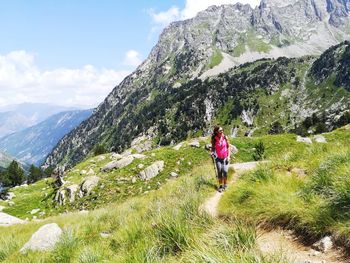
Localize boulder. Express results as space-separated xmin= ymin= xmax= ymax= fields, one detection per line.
xmin=230 ymin=145 xmax=239 ymax=154
xmin=110 ymin=152 xmax=122 ymax=160
xmin=312 ymin=236 xmax=333 ymax=252
xmin=101 ymin=156 xmax=134 ymax=172
xmin=205 ymin=144 xmax=211 ymax=151
xmin=66 ymin=184 xmax=79 ymax=203
xmin=173 ymin=143 xmax=183 ymax=151
xmin=132 ymin=140 xmax=153 ymax=153
xmin=30 ymin=209 xmax=40 ymax=215
xmin=170 ymin=172 xmax=178 ymax=177
xmin=5 ymin=192 xmax=15 ymax=200
xmin=138 ymin=161 xmax=165 ymax=181
xmin=131 ymin=154 xmax=147 ymax=159
xmin=54 ymin=189 xmax=66 ymax=206
xmin=297 ymin=136 xmax=312 ymax=144
xmin=96 ymin=155 xmax=106 ymax=161
xmin=79 ymin=176 xmax=100 ymax=197
xmin=314 ymin=135 xmax=327 ymax=143
xmin=0 ymin=212 xmax=25 ymax=226
xmin=20 ymin=223 xmax=63 ymax=252
xmin=189 ymin=141 xmax=200 ymax=148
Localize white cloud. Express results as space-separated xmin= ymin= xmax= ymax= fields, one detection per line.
xmin=149 ymin=0 xmax=261 ymax=26
xmin=123 ymin=50 xmax=143 ymax=67
xmin=148 ymin=6 xmax=180 ymax=27
xmin=0 ymin=50 xmax=130 ymax=108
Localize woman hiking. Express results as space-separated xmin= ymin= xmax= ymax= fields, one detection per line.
xmin=211 ymin=126 xmax=231 ymax=192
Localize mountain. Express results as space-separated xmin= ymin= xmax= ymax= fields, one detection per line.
xmin=0 ymin=103 xmax=81 ymax=138
xmin=44 ymin=0 xmax=350 ymax=169
xmin=0 ymin=109 xmax=93 ymax=166
xmin=0 ymin=151 xmax=15 ymax=169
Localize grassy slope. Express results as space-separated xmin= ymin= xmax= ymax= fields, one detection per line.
xmin=219 ymin=125 xmax=350 ymax=248
xmin=0 ymin=162 xmax=286 ymax=262
xmin=1 ymin=127 xmax=349 ymax=261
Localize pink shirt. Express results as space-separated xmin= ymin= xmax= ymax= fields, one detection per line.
xmin=214 ymin=135 xmax=229 ymax=159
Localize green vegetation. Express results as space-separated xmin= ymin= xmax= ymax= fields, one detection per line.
xmin=0 ymin=161 xmax=25 ymax=187
xmin=208 ymin=48 xmax=223 ymax=69
xmin=219 ymin=125 xmax=350 ymax=249
xmin=0 ymin=160 xmax=283 ymax=262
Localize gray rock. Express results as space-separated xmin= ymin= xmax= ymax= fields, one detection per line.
xmin=110 ymin=152 xmax=122 ymax=160
xmin=297 ymin=136 xmax=313 ymax=144
xmin=79 ymin=176 xmax=100 ymax=197
xmin=30 ymin=209 xmax=40 ymax=215
xmin=0 ymin=212 xmax=25 ymax=227
xmin=205 ymin=144 xmax=212 ymax=150
xmin=96 ymin=155 xmax=106 ymax=161
xmin=101 ymin=156 xmax=134 ymax=172
xmin=138 ymin=161 xmax=165 ymax=181
xmin=54 ymin=189 xmax=66 ymax=206
xmin=100 ymin=232 xmax=111 ymax=238
xmin=131 ymin=154 xmax=147 ymax=159
xmin=312 ymin=236 xmax=333 ymax=252
xmin=20 ymin=223 xmax=63 ymax=252
xmin=80 ymin=170 xmax=87 ymax=175
xmin=189 ymin=141 xmax=200 ymax=148
xmin=170 ymin=172 xmax=178 ymax=177
xmin=173 ymin=142 xmax=183 ymax=151
xmin=66 ymin=184 xmax=79 ymax=203
xmin=230 ymin=145 xmax=238 ymax=154
xmin=5 ymin=192 xmax=15 ymax=200
xmin=314 ymin=135 xmax=327 ymax=143
xmin=137 ymin=164 xmax=144 ymax=169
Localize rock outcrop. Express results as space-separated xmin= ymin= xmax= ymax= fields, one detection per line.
xmin=139 ymin=161 xmax=165 ymax=181
xmin=79 ymin=176 xmax=100 ymax=197
xmin=20 ymin=223 xmax=62 ymax=252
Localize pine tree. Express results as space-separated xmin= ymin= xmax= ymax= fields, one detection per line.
xmin=7 ymin=161 xmax=25 ymax=187
xmin=28 ymin=164 xmax=43 ymax=184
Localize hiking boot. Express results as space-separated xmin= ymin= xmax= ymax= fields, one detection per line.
xmin=218 ymin=185 xmax=224 ymax=192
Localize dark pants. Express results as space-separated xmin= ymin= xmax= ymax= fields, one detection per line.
xmin=216 ymin=158 xmax=228 ymax=179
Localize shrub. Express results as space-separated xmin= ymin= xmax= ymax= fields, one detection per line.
xmin=252 ymin=141 xmax=265 ymax=161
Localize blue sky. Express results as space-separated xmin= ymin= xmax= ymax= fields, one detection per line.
xmin=0 ymin=0 xmax=259 ymax=108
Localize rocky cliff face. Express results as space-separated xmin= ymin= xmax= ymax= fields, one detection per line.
xmin=44 ymin=0 xmax=350 ymax=169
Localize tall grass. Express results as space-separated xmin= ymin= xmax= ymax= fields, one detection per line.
xmin=219 ymin=128 xmax=350 ymax=249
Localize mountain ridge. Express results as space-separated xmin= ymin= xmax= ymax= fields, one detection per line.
xmin=44 ymin=1 xmax=350 ymax=169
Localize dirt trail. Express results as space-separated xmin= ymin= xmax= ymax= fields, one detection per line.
xmin=201 ymin=161 xmax=348 ymax=263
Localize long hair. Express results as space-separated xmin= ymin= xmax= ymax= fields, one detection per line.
xmin=211 ymin=125 xmax=221 ymax=143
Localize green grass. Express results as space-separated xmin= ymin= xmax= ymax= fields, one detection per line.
xmin=208 ymin=49 xmax=223 ymax=69
xmin=219 ymin=126 xmax=350 ymax=248
xmin=0 ymin=160 xmax=279 ymax=262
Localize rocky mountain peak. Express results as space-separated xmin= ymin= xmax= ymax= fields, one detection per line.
xmin=44 ymin=1 xmax=350 ymax=169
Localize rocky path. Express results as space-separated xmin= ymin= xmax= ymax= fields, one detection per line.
xmin=201 ymin=161 xmax=348 ymax=263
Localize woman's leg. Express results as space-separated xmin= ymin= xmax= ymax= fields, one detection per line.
xmin=216 ymin=160 xmax=224 ymax=190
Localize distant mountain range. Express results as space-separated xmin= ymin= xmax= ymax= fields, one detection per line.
xmin=0 ymin=109 xmax=93 ymax=166
xmin=0 ymin=103 xmax=82 ymax=138
xmin=0 ymin=151 xmax=15 ymax=169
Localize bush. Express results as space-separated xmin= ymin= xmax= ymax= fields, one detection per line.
xmin=252 ymin=141 xmax=265 ymax=161
xmin=93 ymin=144 xmax=107 ymax=156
